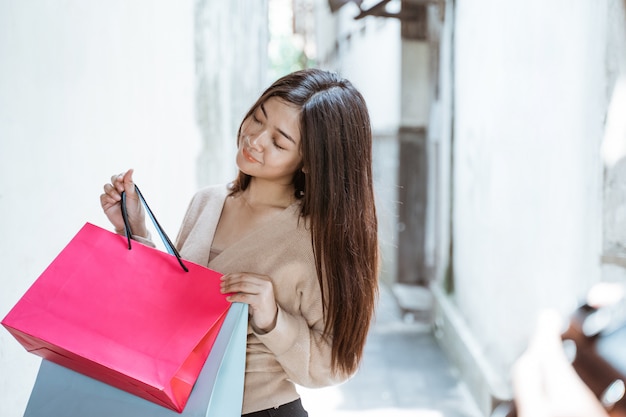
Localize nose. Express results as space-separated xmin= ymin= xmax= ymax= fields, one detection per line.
xmin=246 ymin=131 xmax=268 ymax=150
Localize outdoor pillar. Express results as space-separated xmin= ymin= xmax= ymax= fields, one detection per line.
xmin=397 ymin=2 xmax=430 ymax=285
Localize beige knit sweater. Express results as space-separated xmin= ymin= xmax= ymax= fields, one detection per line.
xmin=172 ymin=184 xmax=348 ymax=414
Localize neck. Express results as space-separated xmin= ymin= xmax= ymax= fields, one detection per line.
xmin=243 ymin=178 xmax=295 ymax=209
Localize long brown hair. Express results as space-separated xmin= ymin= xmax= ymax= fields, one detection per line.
xmin=231 ymin=68 xmax=379 ymax=376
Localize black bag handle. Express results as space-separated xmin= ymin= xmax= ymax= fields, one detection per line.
xmin=121 ymin=185 xmax=189 ymax=272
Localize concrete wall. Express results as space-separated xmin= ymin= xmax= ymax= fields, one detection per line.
xmin=427 ymin=3 xmax=454 ymax=288
xmin=454 ymin=0 xmax=606 ymax=362
xmin=313 ymin=0 xmax=626 ymax=413
xmin=314 ymin=0 xmax=402 ymax=284
xmin=432 ymin=0 xmax=626 ymax=413
xmin=601 ymin=1 xmax=626 ymax=282
xmin=315 ymin=1 xmax=401 ymax=133
xmin=195 ymin=0 xmax=269 ymax=187
xmin=0 ymin=2 xmax=267 ymax=416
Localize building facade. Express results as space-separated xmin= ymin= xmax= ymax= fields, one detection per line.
xmin=0 ymin=2 xmax=268 ymax=416
xmin=313 ymin=0 xmax=626 ymax=414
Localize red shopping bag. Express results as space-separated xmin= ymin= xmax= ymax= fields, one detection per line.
xmin=2 ymin=187 xmax=231 ymax=413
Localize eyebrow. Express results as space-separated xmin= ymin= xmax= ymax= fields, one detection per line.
xmin=260 ymin=103 xmax=296 ymax=145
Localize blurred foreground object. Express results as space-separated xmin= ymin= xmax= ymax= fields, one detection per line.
xmin=493 ymin=283 xmax=626 ymax=417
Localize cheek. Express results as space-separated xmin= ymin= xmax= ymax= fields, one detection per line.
xmin=285 ymin=153 xmax=303 ymax=170
xmin=286 ymin=161 xmax=303 ymax=176
xmin=271 ymin=152 xmax=301 ymax=173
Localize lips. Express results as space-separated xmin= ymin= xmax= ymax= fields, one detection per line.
xmin=242 ymin=147 xmax=259 ymax=163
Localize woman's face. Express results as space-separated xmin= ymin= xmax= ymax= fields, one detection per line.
xmin=236 ymin=97 xmax=303 ymax=185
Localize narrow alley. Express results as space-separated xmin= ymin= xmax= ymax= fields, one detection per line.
xmin=299 ymin=284 xmax=484 ymax=417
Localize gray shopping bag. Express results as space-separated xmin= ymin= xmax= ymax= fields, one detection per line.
xmin=23 ymin=303 xmax=248 ymax=417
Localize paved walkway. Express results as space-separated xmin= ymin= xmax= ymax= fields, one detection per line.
xmin=299 ymin=284 xmax=484 ymax=417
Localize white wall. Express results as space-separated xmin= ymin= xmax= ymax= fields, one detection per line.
xmin=0 ymin=2 xmax=199 ymax=416
xmin=314 ymin=1 xmax=401 ymax=133
xmin=451 ymin=0 xmax=609 ymax=380
xmin=195 ymin=0 xmax=269 ymax=188
xmin=339 ymin=14 xmax=402 ymax=284
xmin=339 ymin=7 xmax=401 ymax=134
xmin=313 ymin=0 xmax=402 ymax=284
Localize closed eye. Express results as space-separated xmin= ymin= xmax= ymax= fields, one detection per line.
xmin=260 ymin=103 xmax=296 ymax=145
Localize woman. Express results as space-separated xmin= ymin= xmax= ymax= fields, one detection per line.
xmin=100 ymin=68 xmax=379 ymax=416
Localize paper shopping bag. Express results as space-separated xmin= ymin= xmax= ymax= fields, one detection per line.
xmin=23 ymin=303 xmax=248 ymax=417
xmin=2 ymin=222 xmax=231 ymax=413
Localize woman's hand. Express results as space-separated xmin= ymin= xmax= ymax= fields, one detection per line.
xmin=512 ymin=283 xmax=624 ymax=417
xmin=220 ymin=272 xmax=279 ymax=333
xmin=512 ymin=310 xmax=610 ymax=417
xmin=99 ymin=169 xmax=148 ymax=238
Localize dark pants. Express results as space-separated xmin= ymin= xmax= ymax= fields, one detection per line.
xmin=242 ymin=399 xmax=309 ymax=417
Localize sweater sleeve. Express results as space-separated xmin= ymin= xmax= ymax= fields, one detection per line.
xmin=173 ymin=184 xmax=226 ymax=265
xmin=252 ymin=271 xmax=352 ymax=389
xmin=174 ymin=191 xmax=202 ymax=251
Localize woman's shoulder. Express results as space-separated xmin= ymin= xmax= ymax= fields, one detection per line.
xmin=181 ymin=183 xmax=231 ymax=222
xmin=188 ymin=183 xmax=231 ymax=206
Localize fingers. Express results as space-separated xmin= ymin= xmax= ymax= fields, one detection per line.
xmin=512 ymin=352 xmax=546 ymax=417
xmin=99 ymin=169 xmax=147 ymax=237
xmin=513 ymin=310 xmax=564 ymax=417
xmin=102 ymin=169 xmax=136 ymax=203
xmin=122 ymin=169 xmax=137 ymax=196
xmin=528 ymin=310 xmax=564 ymax=359
xmin=513 ymin=310 xmax=610 ymax=417
xmin=100 ymin=184 xmax=120 ymax=208
xmin=220 ymin=273 xmax=270 ymax=298
xmin=587 ymin=282 xmax=625 ymax=308
xmin=109 ymin=169 xmax=136 ymax=195
xmin=220 ymin=273 xmax=278 ymax=332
